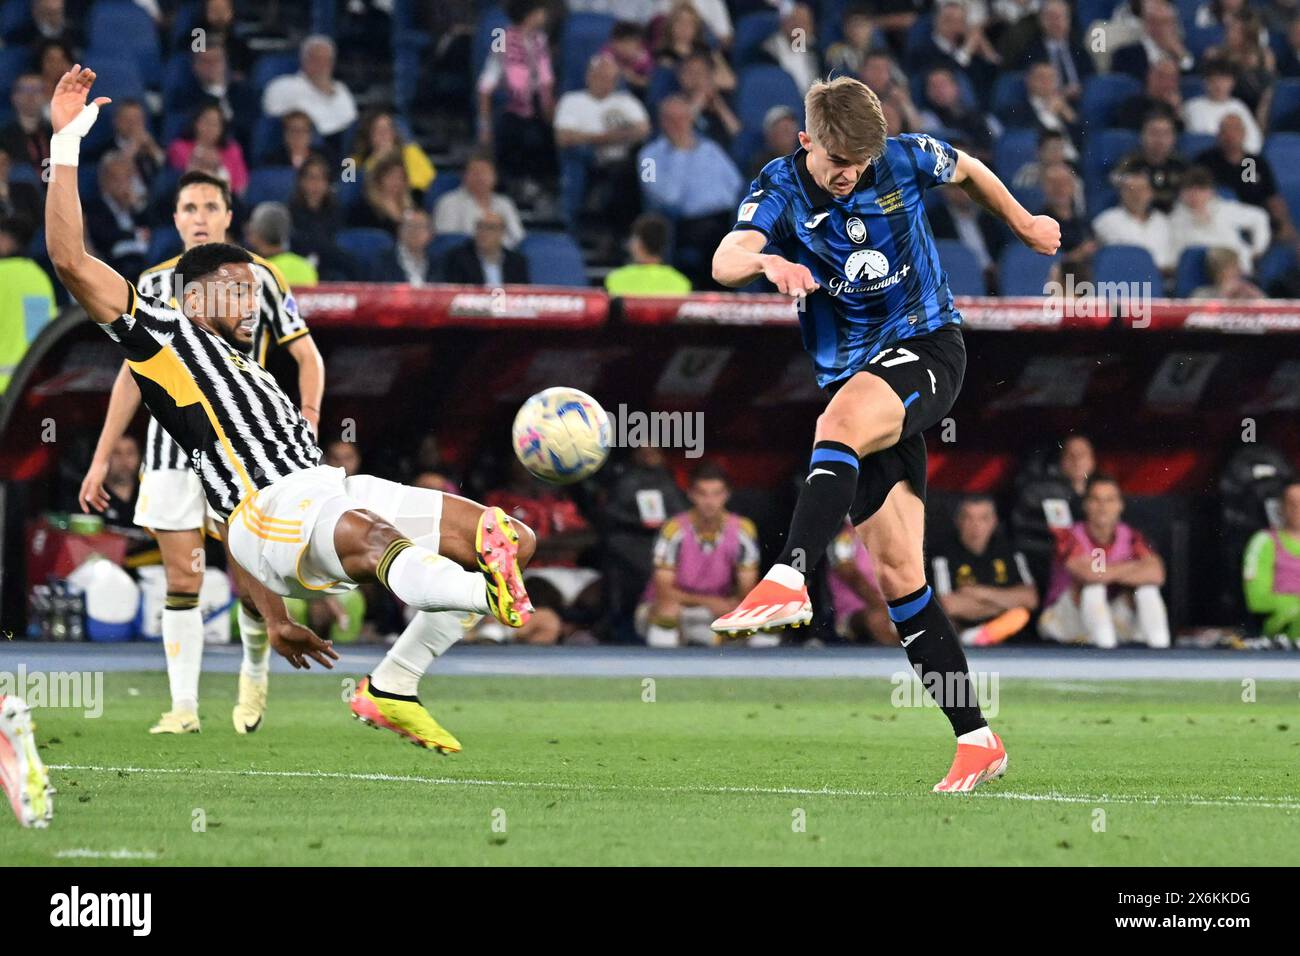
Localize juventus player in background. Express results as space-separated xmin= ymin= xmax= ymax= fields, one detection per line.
xmin=710 ymin=77 xmax=1060 ymax=793
xmin=77 ymin=171 xmax=325 ymax=737
xmin=49 ymin=66 xmax=535 ymax=754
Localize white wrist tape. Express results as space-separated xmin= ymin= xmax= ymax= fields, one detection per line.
xmin=49 ymin=102 xmax=102 ymax=168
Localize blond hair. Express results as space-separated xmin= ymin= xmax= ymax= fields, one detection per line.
xmin=804 ymin=76 xmax=888 ymax=161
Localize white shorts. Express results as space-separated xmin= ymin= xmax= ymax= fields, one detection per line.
xmin=227 ymin=466 xmax=444 ymax=600
xmin=1039 ymin=590 xmax=1138 ymax=645
xmin=134 ymin=468 xmax=208 ymax=532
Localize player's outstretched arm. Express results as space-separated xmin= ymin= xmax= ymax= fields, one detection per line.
xmin=950 ymin=149 xmax=1061 ymax=257
xmin=712 ymin=229 xmax=819 ymax=295
xmin=285 ymin=335 xmax=325 ymax=434
xmin=44 ymin=65 xmax=131 ymax=325
xmin=78 ymin=361 xmax=142 ymax=513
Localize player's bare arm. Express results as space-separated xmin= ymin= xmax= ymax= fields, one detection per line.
xmin=712 ymin=229 xmax=819 ymax=295
xmin=44 ymin=66 xmax=131 ymax=325
xmin=285 ymin=334 xmax=325 ymax=433
xmin=78 ymin=361 xmax=142 ymax=513
xmin=950 ymin=149 xmax=1061 ymax=256
xmin=1109 ymin=554 xmax=1167 ymax=588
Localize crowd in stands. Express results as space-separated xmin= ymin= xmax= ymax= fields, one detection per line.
xmin=2 ymin=0 xmax=1299 ymax=304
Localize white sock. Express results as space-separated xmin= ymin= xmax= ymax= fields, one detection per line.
xmin=239 ymin=605 xmax=269 ymax=681
xmin=162 ymin=602 xmax=204 ymax=713
xmin=958 ymin=726 xmax=996 ymax=747
xmin=383 ymin=543 xmax=489 ymax=614
xmin=370 ymin=610 xmax=466 ymax=696
xmin=1079 ymin=583 xmax=1117 ymax=649
xmin=1133 ymin=585 xmax=1171 ymax=648
xmin=645 ymin=623 xmax=679 ymax=648
xmin=764 ymin=563 xmax=805 ymax=590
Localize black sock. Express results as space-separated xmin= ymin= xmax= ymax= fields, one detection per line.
xmin=364 ymin=675 xmax=419 ymax=703
xmin=775 ymin=440 xmax=859 ymax=575
xmin=888 ymin=585 xmax=988 ymax=737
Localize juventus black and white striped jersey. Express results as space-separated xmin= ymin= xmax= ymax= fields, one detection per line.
xmin=100 ymin=281 xmax=322 ymax=519
xmin=135 ymin=254 xmax=311 ymax=472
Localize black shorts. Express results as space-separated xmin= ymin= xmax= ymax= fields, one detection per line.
xmin=826 ymin=323 xmax=966 ymax=526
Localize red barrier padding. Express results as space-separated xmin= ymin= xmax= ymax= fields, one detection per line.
xmin=293 ymin=284 xmax=610 ymax=329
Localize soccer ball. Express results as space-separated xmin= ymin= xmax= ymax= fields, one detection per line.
xmin=511 ymin=387 xmax=612 ymax=484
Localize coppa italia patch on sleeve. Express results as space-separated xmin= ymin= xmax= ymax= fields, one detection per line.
xmin=738 ymin=203 xmax=758 ymax=221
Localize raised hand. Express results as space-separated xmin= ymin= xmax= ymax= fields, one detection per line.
xmin=51 ymin=65 xmax=111 ymax=135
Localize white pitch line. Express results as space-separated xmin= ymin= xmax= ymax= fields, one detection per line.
xmin=48 ymin=763 xmax=1300 ymax=811
xmin=55 ymin=848 xmax=159 ymax=860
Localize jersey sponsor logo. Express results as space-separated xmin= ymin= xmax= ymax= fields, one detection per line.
xmin=913 ymin=134 xmax=950 ymax=178
xmin=846 ymin=216 xmax=867 ymax=243
xmin=828 ymin=249 xmax=911 ymax=297
xmin=738 ymin=202 xmax=758 ymax=222
xmin=803 ymin=211 xmax=830 ymax=229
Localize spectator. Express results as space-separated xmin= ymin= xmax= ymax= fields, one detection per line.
xmin=859 ymin=52 xmax=922 ymax=135
xmin=639 ymin=94 xmax=743 ymax=287
xmin=1011 ymin=130 xmax=1084 ymax=208
xmin=7 ymin=0 xmax=81 ymax=53
xmin=0 ymin=145 xmax=42 ymax=234
xmin=324 ymin=440 xmax=362 ymax=476
xmin=604 ymin=212 xmax=693 ymax=294
xmin=265 ymin=110 xmax=320 ymax=169
xmin=1195 ymin=113 xmax=1298 ymax=247
xmin=911 ymin=0 xmax=1000 ymax=94
xmin=1204 ymin=8 xmax=1276 ymax=115
xmin=1012 ymin=432 xmax=1096 ymax=581
xmin=0 ymin=74 xmax=51 ymax=171
xmin=289 ymin=153 xmax=352 ymax=278
xmin=94 ymin=100 xmax=164 ymax=197
xmin=826 ymin=522 xmax=897 ymax=645
xmin=194 ymin=0 xmax=252 ymax=78
xmin=183 ymin=42 xmax=255 ymax=140
xmin=825 ymin=3 xmax=888 ymax=77
xmin=677 ymin=50 xmax=740 ymax=149
xmin=1168 ymin=166 xmax=1270 ymax=274
xmin=1111 ymin=0 xmax=1194 ymax=79
xmin=0 ymin=216 xmax=55 ymax=393
xmin=1242 ymin=480 xmax=1300 ymax=641
xmin=85 ymin=151 xmax=151 ymax=278
xmin=1183 ymin=58 xmax=1263 ymax=154
xmin=999 ymin=61 xmax=1079 ymax=162
xmin=166 ymin=101 xmax=249 ymax=197
xmin=932 ymin=182 xmax=1006 ymax=288
xmin=34 ymin=39 xmax=72 ymax=99
xmin=1092 ymin=169 xmax=1175 ymax=272
xmin=759 ymin=2 xmax=821 ymax=93
xmin=654 ymin=0 xmax=735 ymax=92
xmin=351 ymin=109 xmax=436 ymax=200
xmin=933 ymin=495 xmax=1038 ymax=647
xmin=651 ymin=0 xmax=733 ymax=48
xmin=748 ymin=104 xmax=801 ymax=178
xmin=637 ymin=462 xmax=759 ymax=648
xmin=348 ymin=152 xmax=412 ymax=234
xmin=1039 ymin=474 xmax=1171 ymax=648
xmin=1279 ymin=18 xmax=1300 ymax=78
xmin=1115 ymin=59 xmax=1184 ymax=131
xmin=443 ymin=211 xmax=530 ymax=285
xmin=1013 ymin=0 xmax=1090 ymax=96
xmin=380 ymin=209 xmax=441 ymax=286
xmin=1040 ymin=161 xmax=1095 ymax=284
xmin=554 ymin=54 xmax=651 ymax=232
xmin=97 ymin=435 xmax=142 ymax=534
xmin=1191 ymin=245 xmax=1265 ymax=299
xmin=1114 ymin=113 xmax=1188 ymax=213
xmin=245 ymin=202 xmax=319 ymax=288
xmin=476 ymin=0 xmax=557 ymax=189
xmin=918 ymin=66 xmax=995 ymax=162
xmin=601 ymin=20 xmax=655 ymax=92
xmin=433 ymin=151 xmax=526 ymax=249
xmin=262 ymin=35 xmax=359 ymax=146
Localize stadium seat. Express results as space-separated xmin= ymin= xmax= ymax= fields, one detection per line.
xmin=1011 ymin=184 xmax=1045 ymax=215
xmin=993 ymin=127 xmax=1039 ymax=180
xmin=162 ymin=55 xmax=193 ymax=110
xmin=146 ymin=227 xmax=183 ymax=265
xmin=560 ymin=13 xmax=617 ymax=93
xmin=1074 ymin=0 xmax=1113 ymax=28
xmin=0 ymin=0 xmax=29 ymax=39
xmin=81 ymin=54 xmax=146 ymax=104
xmin=1269 ymin=79 xmax=1300 ymax=131
xmin=88 ymin=2 xmax=162 ymax=81
xmin=7 ymin=161 xmax=39 ymax=186
xmin=645 ymin=65 xmax=680 ymax=119
xmin=169 ymin=1 xmax=199 ymax=50
xmin=1179 ymin=76 xmax=1204 ymax=100
xmin=999 ymin=245 xmax=1056 ymax=296
xmin=1094 ymin=244 xmax=1162 ymax=290
xmin=244 ymin=167 xmax=297 ymax=209
xmin=251 ymin=115 xmax=286 ymax=165
xmin=736 ymin=65 xmax=803 ymax=135
xmin=519 ymin=232 xmax=588 ymax=286
xmin=1256 ymin=243 xmax=1297 ymax=290
xmin=1080 ymin=74 xmax=1141 ymax=129
xmin=1084 ymin=128 xmax=1138 ymax=189
xmin=336 ymin=228 xmax=395 ymax=274
xmin=1187 ymin=25 xmax=1224 ymax=58
xmin=1173 ymin=246 xmax=1209 ymax=297
xmin=934 ymin=240 xmax=986 ymax=295
xmin=1264 ymin=134 xmax=1300 ymax=191
xmin=429 ymin=232 xmax=470 ymax=264
xmin=252 ymin=52 xmax=301 ymax=93
xmin=0 ymin=46 xmax=29 ymax=98
xmin=1178 ymin=132 xmax=1216 ymax=160
xmin=991 ymin=72 xmax=1026 ymax=118
xmin=424 ymin=172 xmax=461 ymax=212
xmin=732 ymin=11 xmax=780 ymax=68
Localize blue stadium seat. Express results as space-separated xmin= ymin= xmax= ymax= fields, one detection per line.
xmin=1011 ymin=184 xmax=1045 ymax=215
xmin=1173 ymin=246 xmax=1209 ymax=297
xmin=1094 ymin=244 xmax=1161 ymax=289
xmin=991 ymin=72 xmax=1026 ymax=118
xmin=7 ymin=161 xmax=39 ymax=186
xmin=560 ymin=13 xmax=617 ymax=93
xmin=999 ymin=245 xmax=1056 ymax=296
xmin=88 ymin=2 xmax=161 ymax=81
xmin=336 ymin=228 xmax=395 ymax=274
xmin=1264 ymin=134 xmax=1300 ymax=191
xmin=645 ymin=65 xmax=680 ymax=120
xmin=161 ymin=110 xmax=191 ymax=146
xmin=81 ymin=54 xmax=146 ymax=104
xmin=732 ymin=11 xmax=780 ymax=68
xmin=146 ymin=227 xmax=183 ymax=265
xmin=472 ymin=5 xmax=510 ymax=80
xmin=1179 ymin=76 xmax=1204 ymax=100
xmin=244 ymin=167 xmax=297 ymax=209
xmin=0 ymin=0 xmax=30 ymax=40
xmin=1178 ymin=131 xmax=1216 ymax=160
xmin=252 ymin=52 xmax=300 ymax=93
xmin=1187 ymin=25 xmax=1224 ymax=58
xmin=993 ymin=127 xmax=1039 ymax=180
xmin=1269 ymin=79 xmax=1300 ymax=131
xmin=736 ymin=65 xmax=802 ymax=135
xmin=424 ymin=172 xmax=461 ymax=212
xmin=337 ymin=177 xmax=363 ymax=213
xmin=429 ymin=232 xmax=469 ymax=268
xmin=1074 ymin=0 xmax=1113 ymax=28
xmin=1256 ymin=243 xmax=1297 ymax=290
xmin=162 ymin=54 xmax=193 ymax=111
xmin=169 ymin=2 xmax=199 ymax=50
xmin=251 ymin=115 xmax=285 ymax=165
xmin=519 ymin=231 xmax=588 ymax=286
xmin=0 ymin=46 xmax=30 ymax=97
xmin=1084 ymin=128 xmax=1138 ymax=191
xmin=1080 ymin=74 xmax=1141 ymax=129
xmin=934 ymin=240 xmax=985 ymax=295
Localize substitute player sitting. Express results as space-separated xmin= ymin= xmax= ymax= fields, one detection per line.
xmin=709 ymin=76 xmax=1060 ymax=792
xmin=46 ymin=65 xmax=534 ymax=754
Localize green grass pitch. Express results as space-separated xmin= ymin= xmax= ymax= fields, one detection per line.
xmin=4 ymin=672 xmax=1298 ymax=865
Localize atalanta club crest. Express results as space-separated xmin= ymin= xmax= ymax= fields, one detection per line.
xmin=846 ymin=217 xmax=867 ymax=243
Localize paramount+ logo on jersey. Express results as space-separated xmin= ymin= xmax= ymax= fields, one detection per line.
xmin=827 ymin=249 xmax=911 ymax=297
